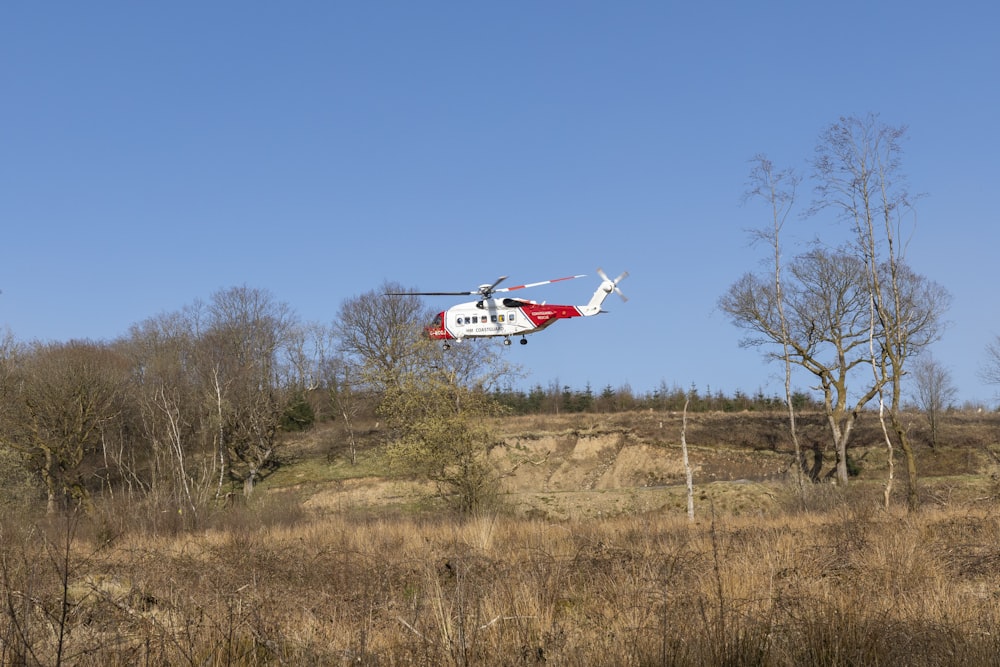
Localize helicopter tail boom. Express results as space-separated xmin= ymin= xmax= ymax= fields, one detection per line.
xmin=579 ymin=268 xmax=629 ymax=315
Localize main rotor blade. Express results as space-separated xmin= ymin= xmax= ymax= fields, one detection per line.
xmin=384 ymin=273 xmax=585 ymax=298
xmin=497 ymin=274 xmax=586 ymax=293
xmin=384 ymin=290 xmax=478 ymax=296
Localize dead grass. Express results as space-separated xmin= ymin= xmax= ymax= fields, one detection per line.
xmin=3 ymin=410 xmax=1000 ymax=665
xmin=3 ymin=490 xmax=1000 ymax=665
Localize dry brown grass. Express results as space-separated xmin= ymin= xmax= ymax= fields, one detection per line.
xmin=3 ymin=489 xmax=1000 ymax=666
xmin=3 ymin=410 xmax=1000 ymax=665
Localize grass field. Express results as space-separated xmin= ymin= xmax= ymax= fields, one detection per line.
xmin=2 ymin=410 xmax=1000 ymax=665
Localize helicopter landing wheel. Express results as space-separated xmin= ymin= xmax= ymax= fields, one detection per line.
xmin=519 ymin=338 xmax=528 ymax=345
xmin=503 ymin=338 xmax=511 ymax=346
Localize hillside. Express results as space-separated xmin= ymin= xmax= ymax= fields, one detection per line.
xmin=6 ymin=409 xmax=1000 ymax=665
xmin=270 ymin=409 xmax=1000 ymax=518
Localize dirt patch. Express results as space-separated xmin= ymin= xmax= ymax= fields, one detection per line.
xmin=291 ymin=410 xmax=1000 ymax=521
xmin=596 ymin=443 xmax=689 ymax=489
xmin=303 ymin=477 xmax=435 ymax=513
xmin=492 ymin=429 xmax=792 ymax=520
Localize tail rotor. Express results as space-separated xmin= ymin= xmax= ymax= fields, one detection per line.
xmin=597 ymin=267 xmax=629 ymax=302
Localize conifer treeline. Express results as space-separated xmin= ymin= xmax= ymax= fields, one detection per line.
xmin=491 ymin=382 xmax=818 ymax=415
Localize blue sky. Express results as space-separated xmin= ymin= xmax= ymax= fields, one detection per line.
xmin=2 ymin=2 xmax=998 ymax=406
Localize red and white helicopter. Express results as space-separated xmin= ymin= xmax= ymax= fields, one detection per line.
xmin=388 ymin=268 xmax=628 ymax=348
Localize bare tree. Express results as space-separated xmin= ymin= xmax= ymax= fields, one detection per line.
xmin=681 ymin=398 xmax=694 ymax=521
xmin=744 ymin=155 xmax=805 ymax=502
xmin=282 ymin=321 xmax=335 ymax=395
xmin=812 ymin=113 xmax=950 ymax=509
xmin=981 ymin=335 xmax=1000 ymax=388
xmin=0 ymin=331 xmax=41 ymax=509
xmin=335 ymin=282 xmax=436 ymax=391
xmin=335 ymin=282 xmax=522 ymax=394
xmin=0 ymin=328 xmax=20 ymax=432
xmin=910 ymin=355 xmax=956 ymax=449
xmin=123 ymin=310 xmax=210 ymax=516
xmin=4 ymin=341 xmax=129 ymax=514
xmin=721 ymin=247 xmax=883 ymax=483
xmin=202 ymin=285 xmax=297 ymax=497
xmin=324 ymin=355 xmax=365 ymax=465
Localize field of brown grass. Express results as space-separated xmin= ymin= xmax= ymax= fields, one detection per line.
xmin=3 ymin=410 xmax=1000 ymax=665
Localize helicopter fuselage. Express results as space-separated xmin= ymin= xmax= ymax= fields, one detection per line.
xmin=427 ymin=297 xmax=584 ymax=342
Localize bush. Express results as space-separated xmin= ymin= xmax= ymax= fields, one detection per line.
xmin=280 ymin=391 xmax=315 ymax=432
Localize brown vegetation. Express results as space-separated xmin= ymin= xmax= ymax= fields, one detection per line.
xmin=3 ymin=409 xmax=1000 ymax=665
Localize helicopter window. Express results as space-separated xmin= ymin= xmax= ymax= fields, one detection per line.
xmin=490 ymin=315 xmax=497 ymax=323
xmin=498 ymin=314 xmax=505 ymax=322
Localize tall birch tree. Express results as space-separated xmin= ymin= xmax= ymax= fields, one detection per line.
xmin=744 ymin=155 xmax=805 ymax=500
xmin=812 ymin=113 xmax=950 ymax=508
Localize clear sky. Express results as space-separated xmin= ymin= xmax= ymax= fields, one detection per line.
xmin=2 ymin=2 xmax=998 ymax=406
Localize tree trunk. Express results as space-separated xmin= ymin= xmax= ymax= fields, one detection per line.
xmin=341 ymin=406 xmax=359 ymax=466
xmin=44 ymin=448 xmax=59 ymax=515
xmin=244 ymin=469 xmax=256 ymax=497
xmin=835 ymin=441 xmax=849 ymax=484
xmin=827 ymin=416 xmax=856 ymax=485
xmin=681 ymin=399 xmax=694 ymax=521
xmin=891 ymin=413 xmax=919 ymax=509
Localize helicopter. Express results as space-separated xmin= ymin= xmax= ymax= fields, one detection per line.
xmin=386 ymin=268 xmax=628 ymax=348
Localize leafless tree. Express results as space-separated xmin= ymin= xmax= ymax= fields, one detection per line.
xmin=4 ymin=341 xmax=129 ymax=514
xmin=0 ymin=331 xmax=40 ymax=508
xmin=812 ymin=113 xmax=950 ymax=509
xmin=202 ymin=285 xmax=297 ymax=497
xmin=681 ymin=398 xmax=694 ymax=521
xmin=722 ymin=245 xmax=947 ymax=486
xmin=721 ymin=247 xmax=885 ymax=484
xmin=282 ymin=321 xmax=335 ymax=393
xmin=334 ymin=282 xmax=435 ymax=391
xmin=0 ymin=328 xmax=20 ymax=431
xmin=335 ymin=282 xmax=522 ymax=394
xmin=123 ymin=309 xmax=210 ymax=515
xmin=910 ymin=355 xmax=956 ymax=449
xmin=744 ymin=155 xmax=805 ymax=501
xmin=323 ymin=355 xmax=365 ymax=465
xmin=981 ymin=335 xmax=1000 ymax=388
